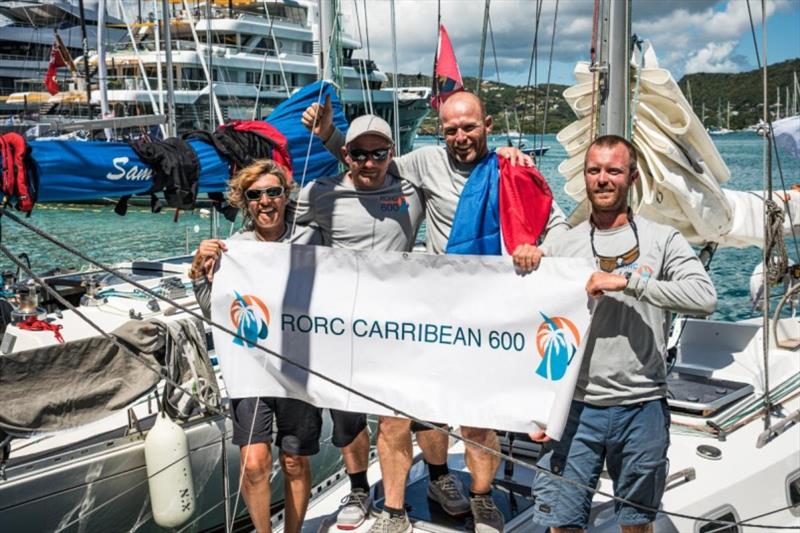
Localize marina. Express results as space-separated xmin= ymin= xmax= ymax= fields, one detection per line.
xmin=1 ymin=1 xmax=799 ymax=533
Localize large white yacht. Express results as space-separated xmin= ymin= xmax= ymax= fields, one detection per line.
xmin=0 ymin=0 xmax=126 ymax=118
xmin=88 ymin=0 xmax=430 ymax=152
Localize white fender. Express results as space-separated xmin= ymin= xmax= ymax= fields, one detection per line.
xmin=145 ymin=413 xmax=196 ymax=528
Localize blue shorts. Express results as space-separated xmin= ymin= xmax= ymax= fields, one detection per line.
xmin=532 ymin=399 xmax=670 ymax=528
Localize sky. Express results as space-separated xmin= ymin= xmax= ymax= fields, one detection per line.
xmin=339 ymin=0 xmax=800 ymax=86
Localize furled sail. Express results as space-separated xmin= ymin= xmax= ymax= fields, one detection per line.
xmin=556 ymin=46 xmax=799 ymax=248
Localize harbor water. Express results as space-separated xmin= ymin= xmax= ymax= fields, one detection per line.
xmin=1 ymin=132 xmax=797 ymax=321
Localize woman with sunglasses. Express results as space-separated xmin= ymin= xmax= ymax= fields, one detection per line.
xmin=190 ymin=159 xmax=321 ymax=533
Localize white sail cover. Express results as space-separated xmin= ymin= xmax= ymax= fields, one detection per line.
xmin=557 ymin=46 xmax=800 ymax=248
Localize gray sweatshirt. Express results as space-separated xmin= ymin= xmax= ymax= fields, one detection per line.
xmin=325 ymin=129 xmax=568 ymax=254
xmin=542 ymin=216 xmax=717 ymax=405
xmin=286 ymin=171 xmax=425 ymax=252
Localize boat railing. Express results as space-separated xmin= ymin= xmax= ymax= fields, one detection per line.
xmin=104 ymin=76 xmax=297 ymax=94
xmin=104 ymin=40 xmax=314 ymax=60
xmin=0 ymin=53 xmax=47 ymax=63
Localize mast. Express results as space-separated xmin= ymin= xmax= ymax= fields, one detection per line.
xmin=161 ymin=0 xmax=176 ymax=136
xmin=97 ymin=0 xmax=112 ymax=139
xmin=77 ymin=0 xmax=93 ymax=120
xmin=597 ymin=0 xmax=630 ymax=137
xmin=206 ymin=0 xmax=215 ymax=129
xmin=727 ymin=101 xmax=731 ymax=130
xmin=687 ymin=79 xmax=693 ymax=109
xmin=389 ymin=0 xmax=401 ymax=154
xmin=760 ymin=0 xmax=773 ymax=430
xmin=153 ymin=0 xmax=164 ymax=115
xmin=776 ymin=85 xmax=780 ymax=120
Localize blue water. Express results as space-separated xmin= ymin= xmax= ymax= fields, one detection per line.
xmin=1 ymin=132 xmax=797 ymax=321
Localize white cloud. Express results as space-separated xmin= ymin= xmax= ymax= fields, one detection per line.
xmin=685 ymin=41 xmax=741 ymax=73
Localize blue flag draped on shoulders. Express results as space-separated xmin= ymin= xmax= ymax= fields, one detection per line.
xmin=266 ymin=81 xmax=349 ymax=182
xmin=445 ymin=151 xmax=502 ymax=255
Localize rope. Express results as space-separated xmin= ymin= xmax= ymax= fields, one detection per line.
xmin=3 ymin=208 xmax=799 ymax=530
xmin=765 ymin=199 xmax=788 ymax=285
xmin=17 ymin=316 xmax=64 ymax=343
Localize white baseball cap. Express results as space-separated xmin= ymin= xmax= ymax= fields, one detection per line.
xmin=345 ymin=114 xmax=394 ymax=145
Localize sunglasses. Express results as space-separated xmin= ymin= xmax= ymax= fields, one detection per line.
xmin=590 ymin=217 xmax=640 ymax=273
xmin=347 ymin=147 xmax=391 ymax=162
xmin=244 ymin=186 xmax=285 ymax=201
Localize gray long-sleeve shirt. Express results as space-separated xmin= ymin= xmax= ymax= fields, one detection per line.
xmin=324 ymin=129 xmax=568 ymax=254
xmin=286 ymin=172 xmax=425 ymax=252
xmin=542 ymin=216 xmax=717 ymax=405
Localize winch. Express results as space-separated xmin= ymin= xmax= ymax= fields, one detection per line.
xmin=9 ymin=282 xmax=46 ymax=324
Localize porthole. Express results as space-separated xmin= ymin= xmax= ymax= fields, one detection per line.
xmin=695 ymin=504 xmax=740 ymax=533
xmin=787 ymin=469 xmax=800 ymax=517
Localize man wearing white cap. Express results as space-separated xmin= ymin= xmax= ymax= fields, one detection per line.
xmin=289 ymin=114 xmax=467 ymax=533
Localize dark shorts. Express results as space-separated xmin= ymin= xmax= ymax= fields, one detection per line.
xmin=231 ymin=397 xmax=322 ymax=456
xmin=532 ymin=399 xmax=670 ymax=528
xmin=329 ymin=409 xmax=368 ymax=448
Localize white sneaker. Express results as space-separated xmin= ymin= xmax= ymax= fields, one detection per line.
xmin=336 ymin=489 xmax=372 ymax=530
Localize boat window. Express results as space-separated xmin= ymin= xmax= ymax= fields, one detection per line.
xmin=788 ymin=470 xmax=800 ymax=517
xmin=696 ymin=504 xmax=741 ymax=533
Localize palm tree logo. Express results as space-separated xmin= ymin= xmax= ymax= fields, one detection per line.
xmin=535 ymin=312 xmax=580 ymax=381
xmin=230 ymin=292 xmax=270 ymax=348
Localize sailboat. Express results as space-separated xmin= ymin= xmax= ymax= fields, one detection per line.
xmin=299 ymin=1 xmax=800 ymax=531
xmin=1 ymin=2 xmax=798 ymax=533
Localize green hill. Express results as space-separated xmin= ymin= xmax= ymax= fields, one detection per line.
xmin=678 ymin=58 xmax=799 ymax=130
xmin=389 ymin=58 xmax=799 ymax=134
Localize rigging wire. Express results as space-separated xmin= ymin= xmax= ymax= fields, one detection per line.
xmin=2 ymin=209 xmax=799 ymax=530
xmin=350 ymin=0 xmax=373 ymax=115
xmin=486 ymin=14 xmax=513 ymax=148
xmin=475 ymin=0 xmax=490 ymax=96
xmin=520 ymin=0 xmax=544 ymax=149
xmin=431 ymin=0 xmax=442 ymax=144
xmin=262 ymin=0 xmax=291 ymax=99
xmin=538 ymin=0 xmax=559 ymax=157
xmin=745 ymin=0 xmax=800 ymax=262
xmin=253 ymin=8 xmax=280 ymax=119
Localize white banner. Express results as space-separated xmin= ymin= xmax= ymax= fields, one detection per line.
xmin=211 ymin=242 xmax=594 ymax=438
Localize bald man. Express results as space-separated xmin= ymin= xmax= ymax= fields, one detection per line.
xmin=304 ymin=91 xmax=569 ymax=533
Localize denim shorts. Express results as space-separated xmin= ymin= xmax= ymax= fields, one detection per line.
xmin=532 ymin=399 xmax=670 ymax=528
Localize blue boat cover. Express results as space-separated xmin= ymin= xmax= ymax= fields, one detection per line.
xmin=266 ymin=80 xmax=349 ymax=183
xmin=29 ymin=139 xmax=229 ymax=202
xmin=27 ymin=81 xmax=349 ymax=203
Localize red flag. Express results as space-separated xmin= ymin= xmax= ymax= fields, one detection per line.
xmin=430 ymin=24 xmax=464 ymax=110
xmin=44 ymin=43 xmax=65 ymax=95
